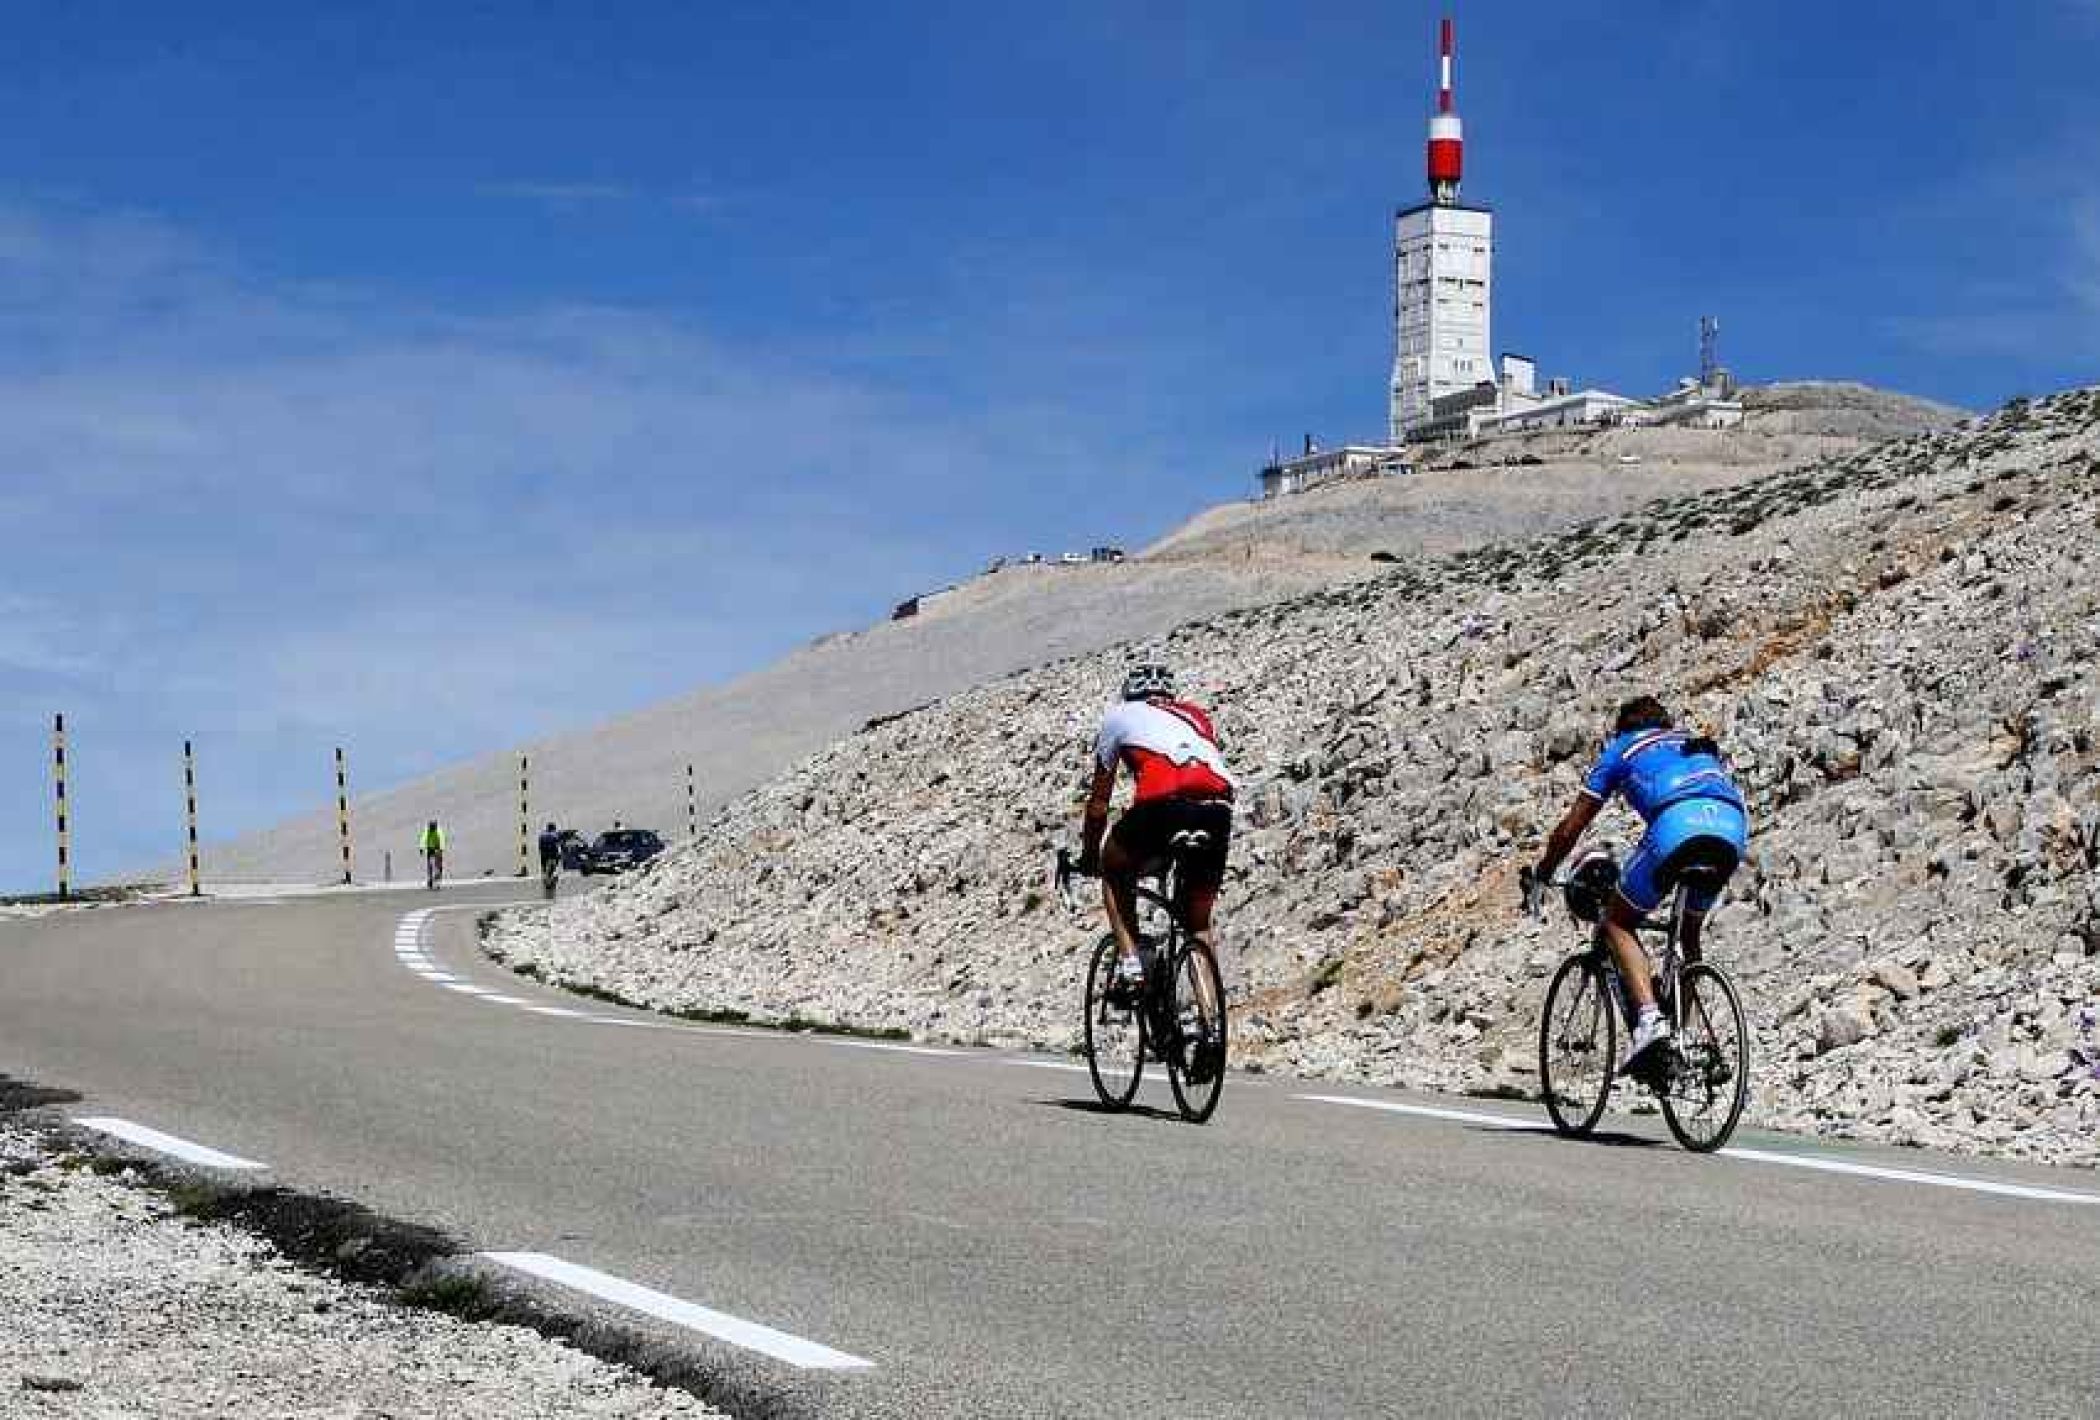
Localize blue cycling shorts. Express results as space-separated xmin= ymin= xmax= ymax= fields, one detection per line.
xmin=1618 ymin=798 xmax=1748 ymax=915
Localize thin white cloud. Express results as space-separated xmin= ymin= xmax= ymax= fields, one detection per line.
xmin=0 ymin=201 xmax=1086 ymax=886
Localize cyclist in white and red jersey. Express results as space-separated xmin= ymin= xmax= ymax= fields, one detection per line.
xmin=1076 ymin=662 xmax=1235 ymax=998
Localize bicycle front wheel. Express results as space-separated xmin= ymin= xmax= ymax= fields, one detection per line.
xmin=1539 ymin=952 xmax=1616 ymax=1136
xmin=1082 ymin=935 xmax=1144 ymax=1110
xmin=1658 ymin=962 xmax=1750 ymax=1153
xmin=1164 ymin=941 xmax=1227 ymax=1124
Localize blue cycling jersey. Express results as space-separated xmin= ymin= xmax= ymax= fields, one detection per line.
xmin=1581 ymin=728 xmax=1745 ymax=823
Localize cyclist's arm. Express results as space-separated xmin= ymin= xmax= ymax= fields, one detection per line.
xmin=1534 ymin=794 xmax=1600 ymax=881
xmin=1078 ymin=762 xmax=1116 ymax=868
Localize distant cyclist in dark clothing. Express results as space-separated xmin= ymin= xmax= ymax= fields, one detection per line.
xmin=1528 ymin=696 xmax=1750 ymax=1075
xmin=537 ymin=822 xmax=562 ymax=875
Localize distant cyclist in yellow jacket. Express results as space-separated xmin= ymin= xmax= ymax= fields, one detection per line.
xmin=420 ymin=820 xmax=446 ymax=889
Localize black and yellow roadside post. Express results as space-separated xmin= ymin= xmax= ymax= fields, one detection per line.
xmin=183 ymin=740 xmax=201 ymax=897
xmin=334 ymin=747 xmax=352 ymax=885
xmin=517 ymin=754 xmax=530 ymax=877
xmin=53 ymin=713 xmax=69 ymax=900
xmin=687 ymin=763 xmax=697 ymax=840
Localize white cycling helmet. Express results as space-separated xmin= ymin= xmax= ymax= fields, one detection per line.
xmin=1120 ymin=662 xmax=1176 ymax=701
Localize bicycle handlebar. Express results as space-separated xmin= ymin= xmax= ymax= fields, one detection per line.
xmin=1519 ymin=864 xmax=1565 ymax=920
xmin=1054 ymin=847 xmax=1083 ymax=911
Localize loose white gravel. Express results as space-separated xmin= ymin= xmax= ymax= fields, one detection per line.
xmin=0 ymin=1121 xmax=720 ymax=1419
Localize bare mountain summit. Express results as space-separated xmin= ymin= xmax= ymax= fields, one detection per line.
xmin=492 ymin=386 xmax=2099 ymax=1168
xmin=197 ymin=383 xmax=1958 ymax=883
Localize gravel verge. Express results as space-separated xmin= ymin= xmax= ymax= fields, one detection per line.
xmin=0 ymin=1092 xmax=726 ymax=1419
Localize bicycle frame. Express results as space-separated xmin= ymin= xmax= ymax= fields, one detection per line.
xmin=1588 ymin=887 xmax=1694 ymax=1035
xmin=1059 ymin=849 xmax=1198 ymax=1044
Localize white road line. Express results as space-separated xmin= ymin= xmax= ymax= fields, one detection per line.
xmin=418 ymin=971 xmax=460 ymax=983
xmin=524 ymin=1005 xmax=588 ymax=1019
xmin=443 ymin=983 xmax=500 ymax=996
xmin=1296 ymin=1094 xmax=2100 ymax=1207
xmin=1298 ymin=1094 xmax=1550 ymax=1133
xmin=74 ymin=1117 xmax=268 ymax=1171
xmin=481 ymin=1252 xmax=873 ymax=1371
xmin=824 ymin=1039 xmax=967 ymax=1058
xmin=479 ymin=994 xmax=534 ymax=1006
xmin=1718 ymin=1146 xmax=2100 ymax=1205
xmin=1007 ymin=1059 xmax=1093 ymax=1074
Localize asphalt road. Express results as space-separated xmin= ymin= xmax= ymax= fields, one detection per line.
xmin=4 ymin=885 xmax=2098 ymax=1417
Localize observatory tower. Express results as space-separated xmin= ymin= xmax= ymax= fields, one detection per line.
xmin=1389 ymin=17 xmax=1493 ymax=443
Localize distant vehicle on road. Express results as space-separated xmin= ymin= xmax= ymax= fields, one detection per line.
xmin=551 ymin=829 xmax=592 ymax=871
xmin=581 ymin=828 xmax=665 ymax=875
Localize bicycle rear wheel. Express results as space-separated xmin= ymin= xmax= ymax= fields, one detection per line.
xmin=1539 ymin=952 xmax=1616 ymax=1135
xmin=1082 ymin=935 xmax=1144 ymax=1110
xmin=1164 ymin=940 xmax=1227 ymax=1123
xmin=1658 ymin=962 xmax=1749 ymax=1152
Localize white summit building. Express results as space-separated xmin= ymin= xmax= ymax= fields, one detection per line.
xmin=1389 ymin=17 xmax=1491 ymax=444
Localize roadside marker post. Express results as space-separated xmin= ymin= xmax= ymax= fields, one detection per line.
xmin=183 ymin=740 xmax=201 ymax=897
xmin=687 ymin=763 xmax=697 ymax=840
xmin=334 ymin=747 xmax=352 ymax=885
xmin=517 ymin=754 xmax=530 ymax=877
xmin=53 ymin=713 xmax=69 ymax=900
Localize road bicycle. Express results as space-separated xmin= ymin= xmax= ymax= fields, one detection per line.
xmin=1055 ymin=845 xmax=1227 ymax=1124
xmin=424 ymin=848 xmax=444 ymax=891
xmin=1527 ymin=851 xmax=1750 ymax=1152
xmin=540 ymin=856 xmax=558 ymax=899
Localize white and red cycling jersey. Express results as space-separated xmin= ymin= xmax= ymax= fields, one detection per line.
xmin=1094 ymin=698 xmax=1235 ymax=805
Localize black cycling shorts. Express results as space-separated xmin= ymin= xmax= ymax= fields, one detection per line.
xmin=1110 ymin=796 xmax=1233 ymax=892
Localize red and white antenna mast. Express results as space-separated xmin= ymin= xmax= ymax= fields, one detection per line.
xmin=1426 ymin=16 xmax=1464 ymax=205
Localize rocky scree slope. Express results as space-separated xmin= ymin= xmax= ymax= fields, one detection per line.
xmin=493 ymin=390 xmax=2099 ymax=1163
xmin=495 ymin=387 xmax=2100 ymax=1165
xmin=192 ymin=387 xmax=1950 ymax=884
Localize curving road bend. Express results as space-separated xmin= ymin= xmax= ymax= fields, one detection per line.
xmin=4 ymin=886 xmax=2098 ymax=1418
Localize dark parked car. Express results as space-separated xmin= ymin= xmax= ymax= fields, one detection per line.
xmin=582 ymin=828 xmax=665 ymax=875
xmin=553 ymin=829 xmax=592 ymax=871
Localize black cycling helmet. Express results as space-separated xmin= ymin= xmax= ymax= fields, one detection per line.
xmin=1614 ymin=696 xmax=1671 ymax=734
xmin=1563 ymin=849 xmax=1621 ymax=923
xmin=1120 ymin=662 xmax=1175 ymax=701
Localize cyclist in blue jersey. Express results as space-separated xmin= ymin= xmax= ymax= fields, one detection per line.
xmin=1526 ymin=696 xmax=1750 ymax=1076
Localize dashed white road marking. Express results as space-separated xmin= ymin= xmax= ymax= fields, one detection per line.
xmin=824 ymin=1039 xmax=967 ymax=1058
xmin=524 ymin=1005 xmax=589 ymax=1019
xmin=1717 ymin=1146 xmax=2100 ymax=1205
xmin=481 ymin=1252 xmax=873 ymax=1370
xmin=1007 ymin=1059 xmax=1094 ymax=1074
xmin=1295 ymin=1094 xmax=2100 ymax=1207
xmin=74 ymin=1117 xmax=268 ymax=1171
xmin=1298 ymin=1095 xmax=1550 ymax=1133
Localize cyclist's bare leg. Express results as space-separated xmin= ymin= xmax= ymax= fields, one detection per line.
xmin=1181 ymin=880 xmax=1224 ymax=1023
xmin=1602 ymin=896 xmax=1655 ymax=1012
xmin=1099 ymin=834 xmax=1143 ymax=967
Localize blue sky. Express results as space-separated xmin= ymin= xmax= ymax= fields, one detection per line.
xmin=3 ymin=1 xmax=2097 ymax=890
